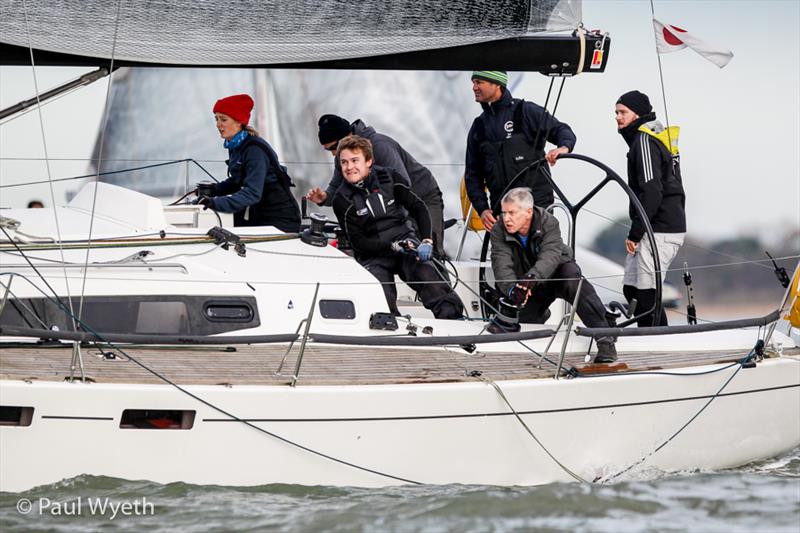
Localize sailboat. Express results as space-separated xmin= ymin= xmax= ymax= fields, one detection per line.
xmin=1 ymin=0 xmax=798 ymax=492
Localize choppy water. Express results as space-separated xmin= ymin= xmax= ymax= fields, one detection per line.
xmin=2 ymin=447 xmax=798 ymax=532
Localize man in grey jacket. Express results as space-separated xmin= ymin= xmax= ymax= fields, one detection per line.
xmin=491 ymin=187 xmax=617 ymax=362
xmin=307 ymin=115 xmax=447 ymax=260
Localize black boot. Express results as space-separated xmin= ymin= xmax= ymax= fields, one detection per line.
xmin=594 ymin=336 xmax=618 ymax=364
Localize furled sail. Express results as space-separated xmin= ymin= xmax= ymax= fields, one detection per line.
xmin=0 ymin=1 xmax=607 ymax=73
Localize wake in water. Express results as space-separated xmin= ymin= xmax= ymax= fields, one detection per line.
xmin=1 ymin=447 xmax=797 ymax=532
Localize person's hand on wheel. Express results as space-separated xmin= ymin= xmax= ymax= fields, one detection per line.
xmin=480 ymin=209 xmax=496 ymax=232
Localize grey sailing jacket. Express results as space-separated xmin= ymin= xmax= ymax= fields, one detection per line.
xmin=490 ymin=206 xmax=573 ymax=295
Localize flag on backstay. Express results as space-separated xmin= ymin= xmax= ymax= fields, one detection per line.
xmin=653 ymin=19 xmax=734 ymax=68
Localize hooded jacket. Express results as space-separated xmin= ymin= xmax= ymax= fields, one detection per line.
xmin=465 ymin=89 xmax=576 ymax=214
xmin=323 ymin=120 xmax=440 ymax=205
xmin=331 ymin=165 xmax=432 ymax=262
xmin=619 ymin=114 xmax=686 ymax=242
xmin=490 ymin=205 xmax=573 ymax=295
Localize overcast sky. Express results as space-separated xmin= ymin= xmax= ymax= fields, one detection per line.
xmin=1 ymin=0 xmax=798 ymax=244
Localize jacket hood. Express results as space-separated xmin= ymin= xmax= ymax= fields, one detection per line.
xmin=351 ymin=119 xmax=376 ymax=138
xmin=480 ymin=88 xmax=514 ymax=114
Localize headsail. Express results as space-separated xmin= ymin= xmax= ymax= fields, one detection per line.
xmin=0 ymin=0 xmax=608 ymax=74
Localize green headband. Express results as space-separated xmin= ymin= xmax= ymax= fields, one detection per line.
xmin=471 ymin=70 xmax=508 ymax=87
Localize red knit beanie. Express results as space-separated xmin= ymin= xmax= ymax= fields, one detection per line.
xmin=213 ymin=94 xmax=254 ymax=126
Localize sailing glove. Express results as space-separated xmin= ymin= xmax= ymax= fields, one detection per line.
xmin=416 ymin=241 xmax=433 ymax=262
xmin=508 ymin=284 xmax=529 ymax=306
xmin=197 ymin=196 xmax=214 ymax=210
xmin=391 ymin=239 xmax=413 ymax=254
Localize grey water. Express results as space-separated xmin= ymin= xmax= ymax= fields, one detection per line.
xmin=2 ymin=448 xmax=798 ymax=532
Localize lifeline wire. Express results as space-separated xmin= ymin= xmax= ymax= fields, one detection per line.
xmin=0 ymin=158 xmax=221 ymax=189
xmin=0 ymin=269 xmax=423 ymax=486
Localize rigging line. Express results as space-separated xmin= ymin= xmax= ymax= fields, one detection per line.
xmin=0 ymin=157 xmax=465 ymax=167
xmin=579 ymin=207 xmax=773 ymax=271
xmin=0 ymin=159 xmax=194 ymax=189
xmin=20 ymin=0 xmax=77 ymax=332
xmin=0 ymin=227 xmax=72 ymax=318
xmin=477 ymin=375 xmax=589 ymax=484
xmin=77 ymin=0 xmax=124 ymax=323
xmin=0 ymin=280 xmax=48 ymax=329
xmin=0 ymin=269 xmax=423 ymax=486
xmin=597 ymin=344 xmax=757 ymax=484
xmin=431 ymin=257 xmax=564 ymax=371
xmin=5 ymin=252 xmax=798 ymax=288
xmin=649 ymin=0 xmax=673 ymax=149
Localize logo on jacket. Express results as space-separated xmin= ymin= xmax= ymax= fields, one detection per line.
xmin=504 ymin=121 xmax=514 ymax=136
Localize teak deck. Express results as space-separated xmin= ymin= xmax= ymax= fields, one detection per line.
xmin=3 ymin=341 xmax=793 ymax=386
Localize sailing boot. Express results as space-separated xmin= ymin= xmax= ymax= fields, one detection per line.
xmin=594 ymin=336 xmax=618 ymax=364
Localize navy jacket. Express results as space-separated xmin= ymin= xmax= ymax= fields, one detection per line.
xmin=465 ymin=89 xmax=576 ymax=214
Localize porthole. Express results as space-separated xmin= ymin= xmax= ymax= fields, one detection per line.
xmin=0 ymin=406 xmax=34 ymax=427
xmin=119 ymin=409 xmax=195 ymax=429
xmin=203 ymin=301 xmax=254 ymax=322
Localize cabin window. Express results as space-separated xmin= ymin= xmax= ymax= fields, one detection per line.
xmin=319 ymin=300 xmax=356 ymax=319
xmin=0 ymin=296 xmax=259 ymax=336
xmin=119 ymin=409 xmax=195 ymax=429
xmin=203 ymin=301 xmax=254 ymax=322
xmin=0 ymin=406 xmax=34 ymax=427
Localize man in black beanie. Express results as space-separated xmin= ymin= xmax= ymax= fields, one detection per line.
xmin=615 ymin=90 xmax=687 ymax=327
xmin=307 ymin=114 xmax=447 ymax=260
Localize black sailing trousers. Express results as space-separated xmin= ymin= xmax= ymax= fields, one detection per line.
xmin=518 ymin=261 xmax=610 ymax=328
xmin=361 ymin=253 xmax=464 ymax=319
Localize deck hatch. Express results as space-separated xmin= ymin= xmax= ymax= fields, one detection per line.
xmin=319 ymin=300 xmax=356 ymax=319
xmin=119 ymin=409 xmax=196 ymax=429
xmin=0 ymin=406 xmax=34 ymax=427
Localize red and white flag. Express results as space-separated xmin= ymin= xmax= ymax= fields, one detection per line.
xmin=653 ymin=19 xmax=734 ymax=68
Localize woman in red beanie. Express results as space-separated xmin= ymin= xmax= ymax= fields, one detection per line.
xmin=200 ymin=94 xmax=300 ymax=231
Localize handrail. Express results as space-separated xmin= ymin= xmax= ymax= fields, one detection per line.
xmin=310 ymin=328 xmax=556 ymax=346
xmin=1 ymin=324 xmax=555 ymax=347
xmin=575 ymin=310 xmax=780 ymax=338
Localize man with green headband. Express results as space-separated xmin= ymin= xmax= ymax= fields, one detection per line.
xmin=465 ymin=70 xmax=576 ymax=232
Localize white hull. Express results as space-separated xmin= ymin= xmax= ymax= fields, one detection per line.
xmin=2 ymin=355 xmax=797 ymax=492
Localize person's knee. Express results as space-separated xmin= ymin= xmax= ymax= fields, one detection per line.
xmin=553 ymin=260 xmax=579 ymax=278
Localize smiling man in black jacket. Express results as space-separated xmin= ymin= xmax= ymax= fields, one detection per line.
xmin=331 ymin=136 xmax=463 ymax=319
xmin=308 ymin=115 xmax=447 ymax=261
xmin=615 ymin=90 xmax=686 ymax=327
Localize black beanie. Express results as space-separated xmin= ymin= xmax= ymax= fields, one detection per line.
xmin=616 ymin=91 xmax=652 ymax=117
xmin=318 ymin=114 xmax=352 ymax=145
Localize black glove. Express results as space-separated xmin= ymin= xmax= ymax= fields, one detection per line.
xmin=508 ymin=284 xmax=529 ymax=306
xmin=390 ymin=239 xmax=415 ymax=254
xmin=196 ymin=196 xmax=214 ymax=210
xmin=518 ymin=273 xmax=537 ymax=291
